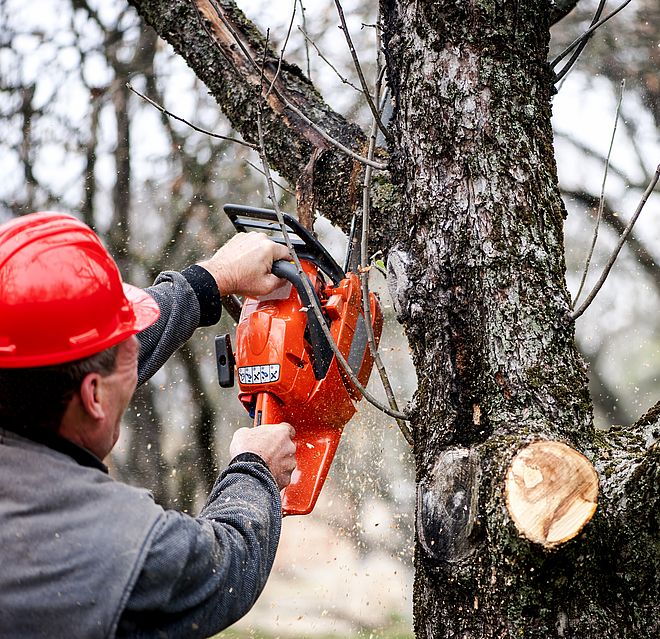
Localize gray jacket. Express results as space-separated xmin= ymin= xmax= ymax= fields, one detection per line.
xmin=0 ymin=269 xmax=281 ymax=639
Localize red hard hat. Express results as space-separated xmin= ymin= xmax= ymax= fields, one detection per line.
xmin=0 ymin=212 xmax=160 ymax=368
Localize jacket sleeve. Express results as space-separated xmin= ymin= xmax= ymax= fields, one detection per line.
xmin=115 ymin=456 xmax=282 ymax=638
xmin=137 ymin=266 xmax=222 ymax=387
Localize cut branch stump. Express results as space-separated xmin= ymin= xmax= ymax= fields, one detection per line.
xmin=505 ymin=440 xmax=598 ymax=549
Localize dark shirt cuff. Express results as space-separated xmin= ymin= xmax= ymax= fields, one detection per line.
xmin=228 ymin=452 xmax=270 ymax=470
xmin=181 ymin=265 xmax=222 ymax=327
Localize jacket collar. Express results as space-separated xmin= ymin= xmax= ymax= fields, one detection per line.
xmin=1 ymin=424 xmax=108 ymax=473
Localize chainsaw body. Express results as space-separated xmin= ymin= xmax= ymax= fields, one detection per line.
xmin=220 ymin=205 xmax=383 ymax=516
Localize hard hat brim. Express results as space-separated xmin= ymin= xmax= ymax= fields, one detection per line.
xmin=0 ymin=286 xmax=160 ymax=368
xmin=123 ymin=284 xmax=161 ymax=333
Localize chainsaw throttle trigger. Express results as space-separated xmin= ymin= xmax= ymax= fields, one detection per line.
xmin=215 ymin=333 xmax=236 ymax=388
xmin=271 ymin=260 xmax=333 ymax=380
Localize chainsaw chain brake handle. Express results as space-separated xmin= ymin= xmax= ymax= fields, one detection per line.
xmin=225 ymin=203 xmax=341 ymax=381
xmin=223 ymin=203 xmax=346 ymax=285
xmin=270 ymin=259 xmax=332 ymax=380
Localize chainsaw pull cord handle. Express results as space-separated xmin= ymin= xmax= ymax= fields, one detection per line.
xmin=271 ymin=259 xmax=334 ymax=380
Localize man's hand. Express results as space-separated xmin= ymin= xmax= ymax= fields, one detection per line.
xmin=198 ymin=232 xmax=291 ymax=297
xmin=230 ymin=423 xmax=297 ymax=490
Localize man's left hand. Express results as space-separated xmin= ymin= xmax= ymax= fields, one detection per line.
xmin=198 ymin=232 xmax=291 ymax=298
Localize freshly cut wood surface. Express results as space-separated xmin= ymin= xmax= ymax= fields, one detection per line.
xmin=505 ymin=441 xmax=599 ymax=548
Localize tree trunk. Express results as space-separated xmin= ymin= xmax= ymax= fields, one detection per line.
xmin=130 ymin=0 xmax=660 ymax=635
xmin=380 ymin=1 xmax=659 ymax=636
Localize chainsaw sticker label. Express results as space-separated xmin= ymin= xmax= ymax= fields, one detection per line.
xmin=239 ymin=364 xmax=280 ymax=385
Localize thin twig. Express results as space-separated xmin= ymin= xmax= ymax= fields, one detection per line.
xmin=572 ymin=79 xmax=625 ymax=308
xmin=551 ymin=0 xmax=633 ymax=70
xmin=333 ymin=0 xmax=391 ymax=142
xmin=553 ymin=0 xmax=607 ymax=83
xmin=360 ymin=74 xmax=413 ymax=443
xmin=126 ymin=82 xmax=255 ymax=149
xmin=571 ymin=164 xmax=660 ymax=321
xmin=265 ymin=0 xmax=297 ymax=99
xmin=255 ymin=116 xmax=409 ymax=421
xmin=245 ymin=159 xmax=295 ymax=195
xmin=298 ymin=26 xmax=362 ymax=92
xmin=298 ymin=0 xmax=311 ymax=79
xmin=564 ymin=188 xmax=660 ymax=297
xmin=198 ymin=0 xmax=387 ymax=170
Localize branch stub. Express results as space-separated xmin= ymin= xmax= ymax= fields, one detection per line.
xmin=505 ymin=440 xmax=598 ymax=549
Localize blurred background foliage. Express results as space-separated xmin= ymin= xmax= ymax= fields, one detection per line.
xmin=0 ymin=0 xmax=658 ymax=635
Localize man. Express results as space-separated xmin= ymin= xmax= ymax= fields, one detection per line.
xmin=0 ymin=211 xmax=296 ymax=638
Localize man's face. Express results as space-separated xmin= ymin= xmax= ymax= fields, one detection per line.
xmin=94 ymin=336 xmax=139 ymax=460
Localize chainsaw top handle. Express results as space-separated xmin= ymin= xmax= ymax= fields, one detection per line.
xmin=223 ymin=204 xmax=346 ymax=285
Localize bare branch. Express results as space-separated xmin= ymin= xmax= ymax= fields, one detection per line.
xmin=571 ymin=164 xmax=660 ymax=321
xmin=357 ymin=36 xmax=412 ymax=443
xmin=265 ymin=1 xmax=297 ymax=99
xmin=126 ymin=82 xmax=255 ymax=148
xmin=298 ymin=26 xmax=361 ymax=92
xmin=564 ymin=189 xmax=660 ymax=295
xmin=361 ymin=97 xmax=413 ymax=443
xmin=333 ymin=0 xmax=391 ymax=142
xmin=551 ymin=0 xmax=633 ymax=72
xmin=553 ymin=0 xmax=607 ymax=82
xmin=298 ymin=0 xmax=311 ymax=79
xmin=572 ymin=80 xmax=625 ymax=308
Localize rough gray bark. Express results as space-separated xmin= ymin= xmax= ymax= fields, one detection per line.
xmin=130 ymin=0 xmax=660 ymax=635
xmin=379 ymin=1 xmax=659 ymax=635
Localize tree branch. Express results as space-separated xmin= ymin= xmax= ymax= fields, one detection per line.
xmin=572 ymin=80 xmax=624 ymax=308
xmin=571 ymin=165 xmax=660 ymax=321
xmin=553 ymin=0 xmax=607 ymax=82
xmin=298 ymin=26 xmax=361 ymax=93
xmin=333 ymin=0 xmax=391 ymax=142
xmin=126 ymin=82 xmax=255 ymax=148
xmin=129 ymin=0 xmax=387 ymax=235
xmin=563 ymin=189 xmax=660 ymax=296
xmin=551 ymin=0 xmax=633 ymax=72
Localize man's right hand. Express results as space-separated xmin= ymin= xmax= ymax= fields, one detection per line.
xmin=229 ymin=423 xmax=297 ymax=490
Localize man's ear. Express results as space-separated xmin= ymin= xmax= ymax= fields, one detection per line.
xmin=78 ymin=373 xmax=106 ymax=421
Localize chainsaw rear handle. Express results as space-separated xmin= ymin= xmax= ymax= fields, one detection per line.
xmin=271 ymin=259 xmax=333 ymax=380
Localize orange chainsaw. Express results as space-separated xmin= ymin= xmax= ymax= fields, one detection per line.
xmin=215 ymin=204 xmax=383 ymax=516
